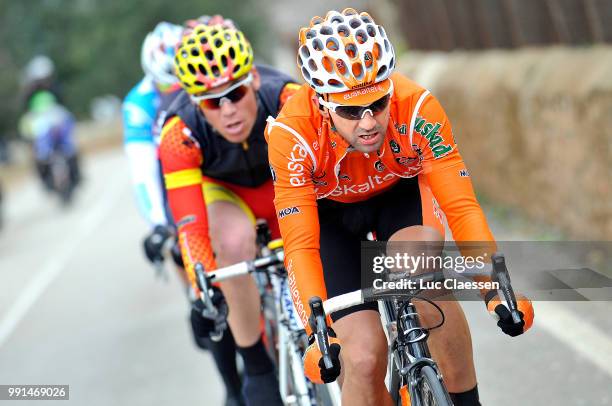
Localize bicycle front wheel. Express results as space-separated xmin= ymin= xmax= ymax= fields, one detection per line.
xmin=418 ymin=366 xmax=452 ymax=406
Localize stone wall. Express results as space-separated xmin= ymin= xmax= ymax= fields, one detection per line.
xmin=399 ymin=46 xmax=612 ymax=239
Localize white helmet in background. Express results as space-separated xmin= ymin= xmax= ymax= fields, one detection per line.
xmin=24 ymin=55 xmax=55 ymax=83
xmin=141 ymin=22 xmax=183 ymax=87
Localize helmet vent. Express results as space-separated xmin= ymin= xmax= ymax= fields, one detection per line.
xmin=364 ymin=51 xmax=373 ymax=68
xmin=345 ymin=43 xmax=357 ymax=59
xmin=312 ymin=38 xmax=324 ymax=51
xmin=376 ymin=65 xmax=388 ymax=79
xmin=352 ymin=62 xmax=363 ymax=79
xmin=326 ymin=37 xmax=339 ymax=51
xmin=366 ymin=25 xmax=376 ymax=37
xmin=308 ymin=59 xmax=318 ymax=71
xmin=337 ymin=25 xmax=350 ymax=37
xmin=320 ymin=25 xmax=333 ymax=35
xmin=355 ymin=30 xmax=367 ymax=44
xmin=349 ymin=18 xmax=361 ymax=29
xmin=322 ymin=56 xmax=333 ymax=73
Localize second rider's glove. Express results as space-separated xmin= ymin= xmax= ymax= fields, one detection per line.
xmin=143 ymin=225 xmax=173 ymax=263
xmin=485 ymin=292 xmax=534 ymax=337
xmin=190 ymin=287 xmax=229 ymax=340
xmin=303 ymin=328 xmax=342 ymax=384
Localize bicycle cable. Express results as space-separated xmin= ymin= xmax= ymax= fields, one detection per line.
xmin=398 ymin=295 xmax=446 ymax=331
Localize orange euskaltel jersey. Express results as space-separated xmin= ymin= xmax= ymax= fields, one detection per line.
xmin=265 ymin=72 xmax=496 ymax=328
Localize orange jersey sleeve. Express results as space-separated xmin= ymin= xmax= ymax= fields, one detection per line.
xmin=412 ymin=94 xmax=495 ymax=244
xmin=266 ymin=119 xmax=326 ymax=332
xmin=406 ymin=93 xmax=497 ymax=271
xmin=159 ymin=116 xmax=217 ymax=289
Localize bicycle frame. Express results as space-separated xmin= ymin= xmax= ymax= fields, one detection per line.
xmin=380 ymin=298 xmax=448 ymax=406
xmin=195 ymin=236 xmax=341 ymax=406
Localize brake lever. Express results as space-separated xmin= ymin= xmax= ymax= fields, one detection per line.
xmin=195 ymin=262 xmax=218 ymax=318
xmin=309 ymin=297 xmax=333 ymax=370
xmin=491 ymin=253 xmax=522 ymax=324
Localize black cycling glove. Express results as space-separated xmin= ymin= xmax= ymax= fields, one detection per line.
xmin=143 ymin=225 xmax=172 ymax=263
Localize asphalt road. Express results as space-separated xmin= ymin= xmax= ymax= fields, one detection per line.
xmin=0 ymin=148 xmax=610 ymax=405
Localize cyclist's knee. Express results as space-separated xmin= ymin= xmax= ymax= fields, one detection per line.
xmin=334 ymin=311 xmax=388 ymax=382
xmin=389 ymin=225 xmax=443 ymax=242
xmin=215 ymin=229 xmax=256 ymax=264
xmin=342 ymin=345 xmax=387 ymax=382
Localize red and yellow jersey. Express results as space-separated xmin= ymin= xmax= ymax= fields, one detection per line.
xmin=159 ymin=80 xmax=300 ymax=289
xmin=265 ymin=72 xmax=495 ymax=328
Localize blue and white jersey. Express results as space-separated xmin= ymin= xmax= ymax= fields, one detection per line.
xmin=123 ymin=76 xmax=161 ymax=145
xmin=122 ymin=76 xmax=167 ymax=227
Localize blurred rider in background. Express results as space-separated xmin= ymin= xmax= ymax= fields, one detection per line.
xmin=19 ymin=91 xmax=80 ymax=193
xmin=21 ymin=55 xmax=63 ymax=113
xmin=122 ymin=20 xmax=245 ymax=406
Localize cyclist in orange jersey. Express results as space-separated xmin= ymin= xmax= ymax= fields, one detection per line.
xmin=158 ymin=17 xmax=299 ymax=406
xmin=266 ymin=8 xmax=534 ymax=406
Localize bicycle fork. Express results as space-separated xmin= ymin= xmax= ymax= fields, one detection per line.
xmin=385 ymin=300 xmax=448 ymax=406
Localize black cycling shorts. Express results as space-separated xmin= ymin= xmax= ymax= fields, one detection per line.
xmin=317 ymin=176 xmax=441 ymax=322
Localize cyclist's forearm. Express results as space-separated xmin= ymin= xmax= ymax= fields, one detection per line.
xmin=124 ymin=142 xmax=167 ymax=226
xmin=166 ymin=183 xmax=217 ymax=286
xmin=284 ymin=247 xmax=327 ymax=333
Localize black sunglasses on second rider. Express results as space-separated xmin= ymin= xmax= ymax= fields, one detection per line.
xmin=190 ymin=74 xmax=253 ymax=110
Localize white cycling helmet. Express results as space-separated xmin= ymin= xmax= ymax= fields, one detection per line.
xmin=141 ymin=22 xmax=183 ymax=86
xmin=297 ymin=8 xmax=395 ymax=94
xmin=24 ymin=55 xmax=55 ymax=83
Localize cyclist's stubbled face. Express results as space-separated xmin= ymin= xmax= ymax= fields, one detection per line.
xmin=199 ymin=68 xmax=261 ymax=144
xmin=323 ymin=101 xmax=390 ymax=154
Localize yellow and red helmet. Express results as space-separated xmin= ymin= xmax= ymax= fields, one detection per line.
xmin=174 ymin=23 xmax=253 ymax=95
xmin=297 ymin=8 xmax=395 ymax=94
